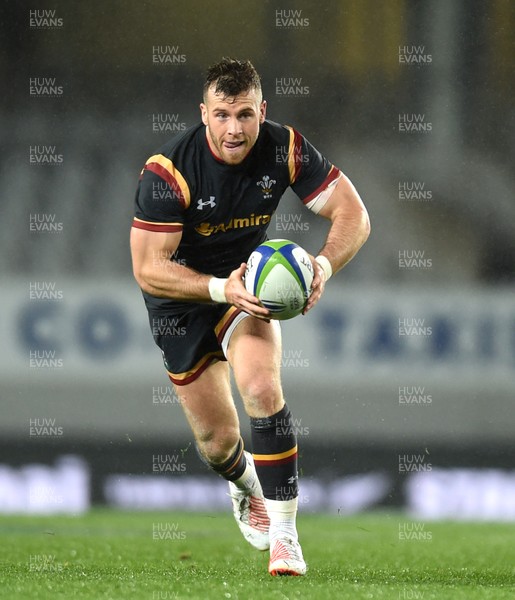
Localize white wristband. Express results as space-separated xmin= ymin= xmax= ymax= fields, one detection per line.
xmin=208 ymin=277 xmax=228 ymax=303
xmin=315 ymin=255 xmax=333 ymax=281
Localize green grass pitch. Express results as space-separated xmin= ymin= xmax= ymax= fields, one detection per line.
xmin=1 ymin=510 xmax=514 ymax=599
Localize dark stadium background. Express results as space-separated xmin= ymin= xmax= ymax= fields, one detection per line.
xmin=1 ymin=0 xmax=514 ymax=519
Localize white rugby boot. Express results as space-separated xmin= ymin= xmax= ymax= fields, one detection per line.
xmin=268 ymin=536 xmax=307 ymax=576
xmin=266 ymin=496 xmax=306 ymax=576
xmin=228 ymin=452 xmax=270 ymax=551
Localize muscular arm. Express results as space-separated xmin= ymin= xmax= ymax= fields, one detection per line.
xmin=130 ymin=226 xmax=270 ymax=317
xmin=130 ymin=227 xmax=210 ymax=300
xmin=304 ymin=173 xmax=370 ymax=312
xmin=316 ymin=172 xmax=370 ymax=273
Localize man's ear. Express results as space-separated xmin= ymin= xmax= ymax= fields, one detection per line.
xmin=200 ymin=103 xmax=208 ymax=126
xmin=259 ymin=100 xmax=267 ymax=124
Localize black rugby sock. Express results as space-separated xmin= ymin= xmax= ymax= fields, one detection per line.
xmin=250 ymin=404 xmax=298 ymax=501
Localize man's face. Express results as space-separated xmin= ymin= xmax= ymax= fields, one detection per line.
xmin=200 ymin=85 xmax=266 ymax=165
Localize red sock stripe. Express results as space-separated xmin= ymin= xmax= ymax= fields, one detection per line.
xmin=253 ymin=451 xmax=298 ymax=467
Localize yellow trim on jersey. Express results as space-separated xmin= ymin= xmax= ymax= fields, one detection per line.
xmin=285 ymin=126 xmax=296 ymax=184
xmin=253 ymin=445 xmax=298 ymax=462
xmin=145 ymin=154 xmax=191 ymax=209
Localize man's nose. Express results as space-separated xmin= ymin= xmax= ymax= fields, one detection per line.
xmin=226 ymin=117 xmax=242 ymax=136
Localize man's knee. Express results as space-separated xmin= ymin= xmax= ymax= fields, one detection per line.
xmin=240 ymin=374 xmax=284 ymax=418
xmin=196 ymin=426 xmax=240 ymax=465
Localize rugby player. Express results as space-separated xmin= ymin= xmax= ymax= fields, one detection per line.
xmin=130 ymin=58 xmax=370 ymax=576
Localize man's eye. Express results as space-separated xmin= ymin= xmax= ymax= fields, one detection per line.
xmin=216 ymin=113 xmax=228 ymax=120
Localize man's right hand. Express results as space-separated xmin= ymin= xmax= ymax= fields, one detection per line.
xmin=225 ymin=263 xmax=272 ymax=320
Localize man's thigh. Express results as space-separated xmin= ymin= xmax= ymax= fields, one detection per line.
xmin=226 ymin=316 xmax=284 ymax=417
xmin=174 ymin=360 xmax=239 ymax=444
xmin=147 ymin=303 xmax=244 ymax=442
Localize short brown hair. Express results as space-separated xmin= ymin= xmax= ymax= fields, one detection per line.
xmin=203 ymin=57 xmax=262 ymax=101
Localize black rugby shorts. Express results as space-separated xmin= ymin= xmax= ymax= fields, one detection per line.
xmin=147 ymin=303 xmax=248 ymax=385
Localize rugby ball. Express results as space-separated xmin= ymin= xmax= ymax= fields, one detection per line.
xmin=244 ymin=239 xmax=314 ymax=320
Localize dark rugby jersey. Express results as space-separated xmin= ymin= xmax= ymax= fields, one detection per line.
xmin=133 ymin=119 xmax=340 ymax=311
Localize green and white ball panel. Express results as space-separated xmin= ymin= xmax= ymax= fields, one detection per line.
xmin=244 ymin=239 xmax=314 ymax=320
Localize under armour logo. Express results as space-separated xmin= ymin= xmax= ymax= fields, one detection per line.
xmin=197 ymin=196 xmax=216 ymax=210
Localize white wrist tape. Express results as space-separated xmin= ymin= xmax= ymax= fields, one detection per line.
xmin=208 ymin=277 xmax=228 ymax=303
xmin=315 ymin=255 xmax=333 ymax=281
